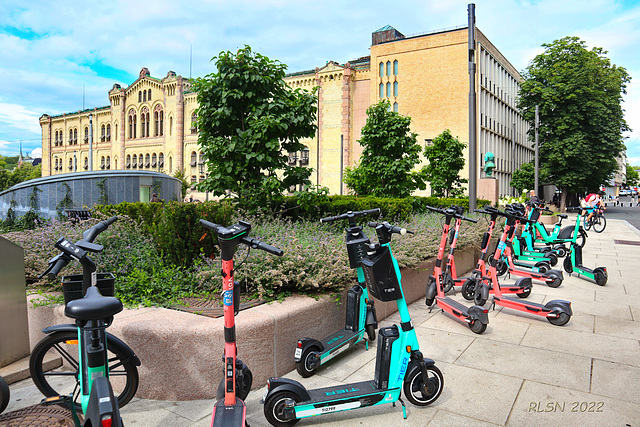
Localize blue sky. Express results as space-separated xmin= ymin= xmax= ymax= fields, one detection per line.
xmin=1 ymin=0 xmax=639 ymax=165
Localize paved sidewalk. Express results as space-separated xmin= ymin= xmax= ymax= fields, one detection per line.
xmin=4 ymin=217 xmax=640 ymax=426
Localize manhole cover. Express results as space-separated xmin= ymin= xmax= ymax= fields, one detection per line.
xmin=0 ymin=404 xmax=80 ymax=426
xmin=614 ymin=239 xmax=640 ymax=246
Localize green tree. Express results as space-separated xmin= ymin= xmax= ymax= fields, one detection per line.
xmin=172 ymin=169 xmax=190 ymax=199
xmin=192 ymin=46 xmax=317 ymax=210
xmin=423 ymin=129 xmax=467 ymax=197
xmin=343 ymin=100 xmax=425 ymax=197
xmin=626 ymin=163 xmax=639 ymax=187
xmin=517 ymin=36 xmax=630 ymax=210
xmin=509 ymin=160 xmax=550 ymax=194
xmin=0 ymin=155 xmax=6 ymax=170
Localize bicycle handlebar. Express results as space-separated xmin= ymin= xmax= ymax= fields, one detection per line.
xmin=40 ymin=216 xmax=118 ymax=280
xmin=319 ymin=208 xmax=380 ymax=223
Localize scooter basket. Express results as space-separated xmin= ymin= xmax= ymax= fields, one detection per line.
xmin=360 ymin=246 xmax=402 ymax=302
xmin=346 ymin=235 xmax=370 ymax=269
xmin=62 ymin=273 xmax=115 ymax=305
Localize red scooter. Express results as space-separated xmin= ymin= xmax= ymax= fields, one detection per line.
xmin=200 ymin=220 xmax=283 ymax=427
xmin=473 ymin=208 xmax=573 ymax=326
xmin=424 ymin=206 xmax=489 ymax=334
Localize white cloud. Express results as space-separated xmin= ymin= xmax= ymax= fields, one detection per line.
xmin=0 ymin=100 xmax=41 ymax=134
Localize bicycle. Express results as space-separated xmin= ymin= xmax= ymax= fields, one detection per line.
xmin=583 ymin=207 xmax=606 ymax=233
xmin=30 ymin=217 xmax=140 ymax=427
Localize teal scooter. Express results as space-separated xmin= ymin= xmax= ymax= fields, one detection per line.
xmin=521 ymin=202 xmax=586 ymax=256
xmin=563 ymin=209 xmax=608 ymax=286
xmin=262 ymin=221 xmax=444 ymax=426
xmin=294 ymin=209 xmax=380 ymax=378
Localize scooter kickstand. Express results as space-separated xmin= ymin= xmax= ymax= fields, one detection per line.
xmin=398 ymin=397 xmax=407 ymax=419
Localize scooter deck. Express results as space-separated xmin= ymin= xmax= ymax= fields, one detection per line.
xmin=211 ymin=397 xmax=246 ymax=427
xmin=494 ymin=295 xmax=547 ymax=312
xmin=306 ymin=380 xmax=392 ymax=404
xmin=319 ymin=329 xmax=363 ymax=360
xmin=437 ymin=296 xmax=472 ymax=317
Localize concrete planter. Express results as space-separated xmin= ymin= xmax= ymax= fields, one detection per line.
xmin=27 ymin=245 xmax=480 ymax=400
xmin=539 ymin=214 xmax=559 ymax=225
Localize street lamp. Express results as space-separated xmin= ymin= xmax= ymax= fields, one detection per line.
xmin=88 ymin=113 xmax=93 ymax=171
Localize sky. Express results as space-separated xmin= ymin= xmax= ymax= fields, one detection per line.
xmin=1 ymin=0 xmax=639 ymax=164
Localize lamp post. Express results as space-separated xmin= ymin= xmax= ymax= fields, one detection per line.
xmin=88 ymin=113 xmax=93 ymax=171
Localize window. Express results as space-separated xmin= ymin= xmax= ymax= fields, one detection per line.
xmin=393 ymin=60 xmax=398 ymax=75
xmin=69 ymin=157 xmax=73 ymax=170
xmin=132 ymin=154 xmax=137 ymax=168
xmin=143 ymin=90 xmax=147 ymax=102
xmin=288 ymin=152 xmax=298 ymax=165
xmin=115 ymin=124 xmax=117 ymax=141
xmin=154 ymin=106 xmax=164 ymax=136
xmin=138 ymin=153 xmax=143 ymax=168
xmin=128 ymin=109 xmax=137 ymax=139
xmin=126 ymin=154 xmax=131 ymax=169
xmin=169 ymin=116 xmax=173 ymax=136
xmin=190 ymin=112 xmax=197 ymax=134
xmin=101 ymin=156 xmax=106 ymax=169
xmin=141 ymin=107 xmax=149 ymax=138
xmin=145 ymin=153 xmax=150 ymax=168
xmin=73 ymin=129 xmax=78 ymax=145
xmin=379 ymin=62 xmax=384 ymax=78
xmin=393 ymin=81 xmax=398 ymax=97
xmin=379 ymin=83 xmax=384 ymax=99
xmin=300 ymin=147 xmax=309 ymax=166
xmin=106 ymin=124 xmax=111 ymax=141
xmin=159 ymin=153 xmax=165 ymax=169
xmin=386 ymin=61 xmax=391 ymax=76
xmin=152 ymin=153 xmax=157 ymax=167
xmin=101 ymin=124 xmax=106 ymax=142
xmin=84 ymin=157 xmax=88 ymax=170
xmin=141 ymin=113 xmax=146 ymax=138
xmin=386 ymin=82 xmax=391 ymax=98
xmin=106 ymin=156 xmax=111 ymax=170
xmin=148 ymin=89 xmax=151 ymax=100
xmin=138 ymin=91 xmax=142 ymax=102
xmin=393 ymin=102 xmax=398 ymax=112
xmin=190 ymin=151 xmax=197 ymax=167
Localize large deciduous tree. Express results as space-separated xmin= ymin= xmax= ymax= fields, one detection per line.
xmin=343 ymin=100 xmax=425 ymax=197
xmin=423 ymin=129 xmax=467 ymax=198
xmin=517 ymin=36 xmax=630 ymax=210
xmin=192 ymin=46 xmax=317 ymax=209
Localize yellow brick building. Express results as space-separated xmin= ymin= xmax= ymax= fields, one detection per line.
xmin=41 ymin=26 xmax=531 ymax=197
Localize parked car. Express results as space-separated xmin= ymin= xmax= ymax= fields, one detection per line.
xmin=620 ymin=189 xmax=631 ymax=196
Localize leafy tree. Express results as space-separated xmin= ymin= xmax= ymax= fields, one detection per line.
xmin=192 ymin=46 xmax=317 ymax=210
xmin=0 ymin=162 xmax=41 ymax=192
xmin=509 ymin=160 xmax=550 ymax=194
xmin=172 ymin=169 xmax=190 ymax=199
xmin=343 ymin=100 xmax=425 ymax=197
xmin=626 ymin=163 xmax=639 ymax=187
xmin=423 ymin=129 xmax=467 ymax=197
xmin=517 ymin=36 xmax=630 ymax=210
xmin=0 ymin=155 xmax=6 ymax=170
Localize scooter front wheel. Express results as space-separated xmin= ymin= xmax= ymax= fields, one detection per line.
xmin=403 ymin=365 xmax=444 ymax=406
xmin=366 ymin=324 xmax=376 ymax=342
xmin=295 ymin=346 xmax=320 ymax=378
xmin=264 ymin=390 xmax=301 ymax=427
xmin=0 ymin=375 xmax=9 ymax=414
xmin=461 ymin=278 xmax=476 ymax=301
xmin=563 ymin=256 xmax=573 ymax=274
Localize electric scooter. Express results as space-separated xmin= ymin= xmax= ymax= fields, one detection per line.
xmin=562 ymin=209 xmax=608 ymax=286
xmin=423 ymin=206 xmax=489 ymax=334
xmin=521 ymin=201 xmax=585 ymax=255
xmin=490 ymin=207 xmax=564 ymax=288
xmin=262 ymin=221 xmax=444 ymax=426
xmin=294 ymin=209 xmax=380 ymax=378
xmin=473 ymin=208 xmax=573 ymax=326
xmin=438 ymin=205 xmax=471 ymax=293
xmin=200 ymin=219 xmax=284 ymax=427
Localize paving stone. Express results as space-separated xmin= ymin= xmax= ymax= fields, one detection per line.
xmin=591 ymin=359 xmax=640 ymax=403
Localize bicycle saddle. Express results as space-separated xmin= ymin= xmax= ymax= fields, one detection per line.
xmin=65 ymin=286 xmax=123 ymax=321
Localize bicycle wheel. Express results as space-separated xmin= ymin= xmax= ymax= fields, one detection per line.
xmin=593 ymin=215 xmax=606 ymax=233
xmin=583 ymin=215 xmax=592 ymax=231
xmin=29 ymin=330 xmax=139 ymax=408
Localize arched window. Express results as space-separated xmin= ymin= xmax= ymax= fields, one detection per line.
xmin=106 ymin=124 xmax=111 ymax=141
xmin=393 ymin=102 xmax=398 ymax=113
xmin=386 ymin=61 xmax=391 ymax=76
xmin=386 ymin=82 xmax=391 ymax=98
xmin=379 ymin=83 xmax=384 ymax=99
xmin=148 ymin=89 xmax=151 ymax=100
xmin=152 ymin=153 xmax=157 ymax=168
xmin=68 ymin=157 xmax=73 ymax=171
xmin=145 ymin=153 xmax=150 ymax=168
xmin=190 ymin=111 xmax=197 ymax=134
xmin=128 ymin=109 xmax=137 ymax=139
xmin=393 ymin=60 xmax=398 ymax=75
xmin=198 ymin=152 xmax=205 ymax=173
xmin=169 ymin=156 xmax=172 ymax=173
xmin=69 ymin=129 xmax=73 ymax=145
xmin=154 ymin=105 xmax=164 ymax=136
xmin=138 ymin=153 xmax=143 ymax=168
xmin=84 ymin=157 xmax=88 ymax=170
xmin=190 ymin=151 xmax=197 ymax=167
xmin=100 ymin=156 xmax=106 ymax=169
xmin=101 ymin=124 xmax=106 ymax=142
xmin=379 ymin=62 xmax=384 ymax=78
xmin=393 ymin=81 xmax=398 ymax=97
xmin=132 ymin=154 xmax=137 ymax=168
xmin=114 ymin=124 xmax=117 ymax=141
xmin=73 ymin=129 xmax=78 ymax=145
xmin=126 ymin=154 xmax=131 ymax=169
xmin=143 ymin=90 xmax=147 ymax=102
xmin=138 ymin=91 xmax=142 ymax=102
xmin=106 ymin=156 xmax=111 ymax=170
xmin=169 ymin=116 xmax=173 ymax=136
xmin=141 ymin=107 xmax=149 ymax=138
xmin=159 ymin=153 xmax=165 ymax=169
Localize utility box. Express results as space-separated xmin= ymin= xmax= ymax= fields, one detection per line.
xmin=0 ymin=236 xmax=30 ymax=367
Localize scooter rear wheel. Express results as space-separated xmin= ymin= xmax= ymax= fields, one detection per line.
xmin=516 ymin=287 xmax=532 ymax=298
xmin=469 ymin=319 xmax=487 ymax=334
xmin=594 ymin=270 xmax=607 ymax=286
xmin=461 ymin=278 xmax=476 ymax=301
xmin=0 ymin=375 xmax=9 ymax=414
xmin=544 ymin=252 xmax=558 ymax=266
xmin=264 ymin=390 xmax=301 ymax=427
xmin=403 ymin=365 xmax=444 ymax=406
xmin=534 ymin=261 xmax=550 ymax=273
xmin=548 ymin=277 xmax=563 ymax=288
xmin=295 ymin=346 xmax=321 ymax=378
xmin=563 ymin=256 xmax=573 ymax=274
xmin=547 ymin=312 xmax=570 ymax=326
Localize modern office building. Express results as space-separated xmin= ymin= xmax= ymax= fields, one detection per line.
xmin=40 ymin=25 xmax=532 ymax=197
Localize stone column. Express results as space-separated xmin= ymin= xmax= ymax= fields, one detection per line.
xmin=176 ymin=76 xmax=185 ymax=171
xmin=341 ymin=65 xmax=352 ymax=194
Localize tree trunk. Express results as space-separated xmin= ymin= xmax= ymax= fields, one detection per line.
xmin=560 ymin=188 xmax=568 ymax=212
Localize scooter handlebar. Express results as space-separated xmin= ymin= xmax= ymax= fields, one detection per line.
xmin=320 ymin=208 xmax=380 ymax=223
xmin=241 ymin=237 xmax=284 ymax=257
xmin=198 ymin=219 xmax=222 ymax=232
xmin=82 ymin=216 xmax=118 ymax=242
xmin=367 ymin=221 xmax=414 ymax=235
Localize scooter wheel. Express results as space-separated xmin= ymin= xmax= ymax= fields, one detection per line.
xmin=469 ymin=319 xmax=487 ymax=334
xmin=563 ymin=256 xmax=573 ymax=274
xmin=544 ymin=252 xmax=558 ymax=266
xmin=534 ymin=262 xmax=550 ymax=273
xmin=547 ymin=312 xmax=571 ymax=326
xmin=461 ymin=279 xmax=476 ymax=301
xmin=442 ymin=276 xmax=455 ymax=294
xmin=555 ymin=246 xmax=567 ymax=258
xmin=577 ymin=229 xmax=587 ymax=248
xmin=403 ymin=365 xmax=444 ymax=406
xmin=594 ymin=270 xmax=608 ymax=286
xmin=295 ymin=346 xmax=320 ymax=378
xmin=548 ymin=277 xmax=563 ymax=288
xmin=264 ymin=390 xmax=301 ymax=427
xmin=0 ymin=375 xmax=9 ymax=414
xmin=474 ymin=285 xmax=488 ymax=307
xmin=516 ymin=287 xmax=532 ymax=298
xmin=366 ymin=324 xmax=376 ymax=342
